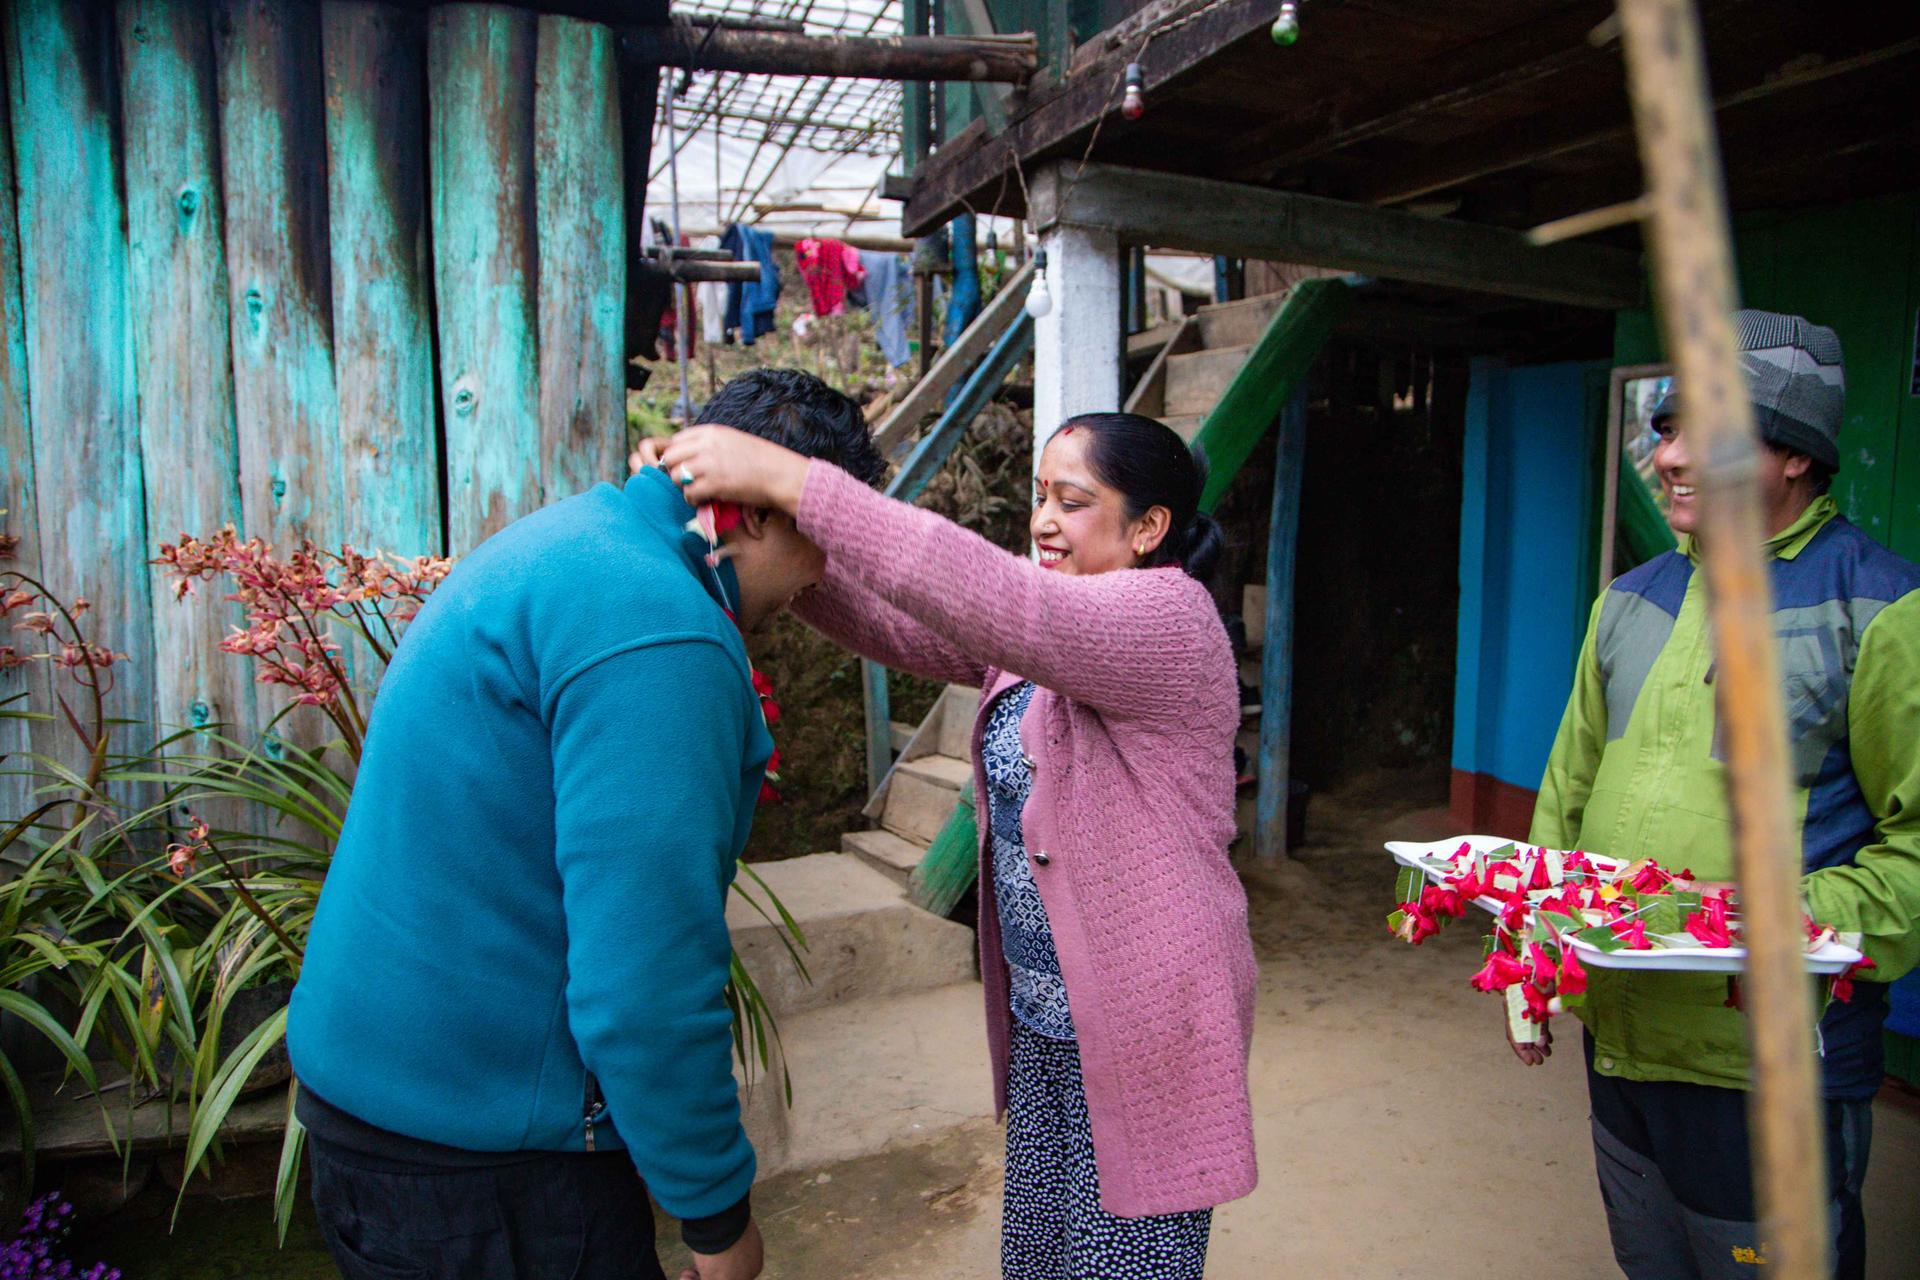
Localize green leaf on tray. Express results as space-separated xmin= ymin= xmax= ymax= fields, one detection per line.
xmin=1633 ymin=894 xmax=1682 ymax=937
xmin=1395 ymin=866 xmax=1422 ymax=902
xmin=1575 ymin=925 xmax=1628 ymax=953
xmin=1537 ymin=911 xmax=1586 ymax=937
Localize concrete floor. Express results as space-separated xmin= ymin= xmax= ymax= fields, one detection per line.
xmin=669 ymin=771 xmax=1920 ymax=1280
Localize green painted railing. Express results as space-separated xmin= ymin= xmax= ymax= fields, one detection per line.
xmin=1193 ymin=278 xmax=1353 ymax=512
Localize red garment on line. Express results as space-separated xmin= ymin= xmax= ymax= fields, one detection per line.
xmin=795 ymin=238 xmax=865 ymax=316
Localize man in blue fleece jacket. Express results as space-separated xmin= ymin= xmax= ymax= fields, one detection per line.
xmin=288 ymin=371 xmax=884 ymax=1280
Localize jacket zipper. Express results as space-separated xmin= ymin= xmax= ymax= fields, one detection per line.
xmin=583 ymin=1073 xmax=605 ymax=1151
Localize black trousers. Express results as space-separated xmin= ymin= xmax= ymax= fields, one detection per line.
xmin=1583 ymin=1033 xmax=1867 ymax=1280
xmin=308 ymin=1132 xmax=667 ymax=1280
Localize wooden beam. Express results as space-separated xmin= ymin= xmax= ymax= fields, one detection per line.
xmin=903 ymin=0 xmax=1288 ymax=236
xmin=1358 ymin=34 xmax=1920 ymax=207
xmin=634 ymin=259 xmax=761 ymax=284
xmin=872 ymin=261 xmax=1034 ymax=455
xmin=618 ymin=20 xmax=1037 ymax=83
xmin=1031 ymin=163 xmax=1644 ymax=310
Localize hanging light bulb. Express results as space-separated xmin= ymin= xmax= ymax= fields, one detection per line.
xmin=1024 ymin=249 xmax=1053 ymax=319
xmin=1121 ymin=62 xmax=1146 ymax=120
xmin=1271 ymin=1 xmax=1300 ymax=45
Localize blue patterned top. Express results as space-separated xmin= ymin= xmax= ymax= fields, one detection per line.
xmin=981 ymin=681 xmax=1076 ymax=1040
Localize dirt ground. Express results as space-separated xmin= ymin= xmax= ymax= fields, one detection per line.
xmin=81 ymin=769 xmax=1920 ymax=1278
xmin=667 ymin=769 xmax=1920 ymax=1280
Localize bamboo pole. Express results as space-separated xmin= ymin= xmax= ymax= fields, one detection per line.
xmin=1614 ymin=2 xmax=1827 ymax=1275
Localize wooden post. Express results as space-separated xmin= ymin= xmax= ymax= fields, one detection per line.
xmin=535 ymin=14 xmax=626 ymax=502
xmin=428 ymin=4 xmax=542 ymax=553
xmin=901 ymin=0 xmax=931 ymax=170
xmin=1616 ymin=2 xmax=1827 ymax=1276
xmin=1030 ymin=163 xmax=1123 ymax=487
xmin=0 ymin=24 xmax=42 ymax=829
xmin=862 ymin=659 xmax=892 ymax=798
xmin=916 ymin=268 xmax=935 ymax=377
xmin=1255 ymin=393 xmax=1305 ymax=859
xmin=6 ymin=0 xmax=158 ymax=782
xmin=322 ymin=1 xmax=441 ymax=558
xmin=217 ymin=0 xmax=345 ymax=553
xmin=120 ymin=0 xmax=256 ymax=763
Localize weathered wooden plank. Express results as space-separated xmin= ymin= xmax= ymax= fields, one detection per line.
xmin=0 ymin=50 xmax=41 ymax=828
xmin=534 ymin=14 xmax=623 ymax=503
xmin=1031 ymin=163 xmax=1644 ymax=312
xmin=215 ymin=0 xmax=342 ymax=549
xmin=429 ymin=4 xmax=542 ymax=552
xmin=321 ymin=1 xmax=441 ymax=559
xmin=216 ymin=0 xmax=344 ymax=757
xmin=4 ymin=0 xmax=158 ymax=777
xmin=119 ymin=0 xmax=256 ymax=756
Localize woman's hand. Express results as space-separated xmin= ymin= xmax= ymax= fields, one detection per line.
xmin=657 ymin=426 xmax=811 ymax=515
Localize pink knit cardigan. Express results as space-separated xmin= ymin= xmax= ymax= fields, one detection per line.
xmin=791 ymin=462 xmax=1258 ymax=1216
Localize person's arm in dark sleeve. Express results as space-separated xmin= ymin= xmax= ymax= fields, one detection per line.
xmin=548 ymin=638 xmax=763 ymax=1246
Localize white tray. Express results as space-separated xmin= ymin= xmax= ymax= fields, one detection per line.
xmin=1385 ymin=835 xmax=1863 ymax=977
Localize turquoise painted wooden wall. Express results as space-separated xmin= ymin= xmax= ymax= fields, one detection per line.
xmin=0 ymin=0 xmax=631 ymax=818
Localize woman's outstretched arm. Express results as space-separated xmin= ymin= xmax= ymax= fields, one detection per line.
xmin=659 ymin=428 xmax=1225 ymax=720
xmin=792 ymin=560 xmax=988 ymax=690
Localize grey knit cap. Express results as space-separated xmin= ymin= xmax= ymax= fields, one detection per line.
xmin=1648 ymin=309 xmax=1845 ymax=469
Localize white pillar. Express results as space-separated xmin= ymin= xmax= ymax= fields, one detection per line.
xmin=1030 ymin=174 xmax=1122 ymax=481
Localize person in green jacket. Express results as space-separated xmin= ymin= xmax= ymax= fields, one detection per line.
xmin=1521 ymin=311 xmax=1920 ymax=1280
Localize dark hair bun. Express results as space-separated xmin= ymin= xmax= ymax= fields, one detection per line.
xmin=1180 ymin=511 xmax=1224 ymax=583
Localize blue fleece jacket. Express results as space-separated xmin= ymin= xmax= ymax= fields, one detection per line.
xmin=288 ymin=469 xmax=772 ymax=1219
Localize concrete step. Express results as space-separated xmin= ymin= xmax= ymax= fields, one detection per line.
xmin=740 ymin=981 xmax=992 ymax=1182
xmin=1196 ymin=291 xmax=1285 ymax=349
xmin=935 ymin=686 xmax=980 ymax=761
xmin=727 ymin=854 xmax=975 ymax=1018
xmin=1165 ymin=343 xmax=1252 ymax=416
xmin=841 ymin=827 xmax=926 ymax=889
xmin=881 ymin=753 xmax=972 ymax=845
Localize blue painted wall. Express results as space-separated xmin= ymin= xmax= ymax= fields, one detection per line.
xmin=1452 ymin=357 xmax=1608 ymax=798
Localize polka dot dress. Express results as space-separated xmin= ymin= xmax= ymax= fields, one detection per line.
xmin=1001 ymin=1024 xmax=1214 ymax=1279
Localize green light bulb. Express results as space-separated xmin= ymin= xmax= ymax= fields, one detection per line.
xmin=1271 ymin=2 xmax=1299 ymax=45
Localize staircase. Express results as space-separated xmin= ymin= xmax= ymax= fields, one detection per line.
xmin=842 ymin=685 xmax=979 ymax=889
xmin=728 ymin=686 xmax=988 ymax=1180
xmin=1125 ymin=291 xmax=1289 ymax=441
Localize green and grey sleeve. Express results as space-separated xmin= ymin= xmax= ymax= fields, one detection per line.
xmin=1805 ymin=590 xmax=1920 ymax=981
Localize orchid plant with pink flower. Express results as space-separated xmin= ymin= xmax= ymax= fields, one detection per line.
xmin=154 ymin=527 xmax=452 ymax=763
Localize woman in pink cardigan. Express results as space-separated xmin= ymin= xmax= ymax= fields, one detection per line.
xmin=661 ymin=413 xmax=1257 ymax=1278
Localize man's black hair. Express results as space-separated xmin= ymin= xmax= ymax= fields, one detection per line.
xmin=696 ymin=368 xmax=885 ymax=487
